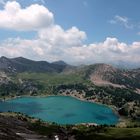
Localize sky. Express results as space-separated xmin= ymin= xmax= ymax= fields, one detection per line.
xmin=0 ymin=0 xmax=140 ymax=66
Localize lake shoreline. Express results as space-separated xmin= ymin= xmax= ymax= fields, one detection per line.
xmin=0 ymin=93 xmax=119 ymax=113
xmin=0 ymin=94 xmax=121 ymax=126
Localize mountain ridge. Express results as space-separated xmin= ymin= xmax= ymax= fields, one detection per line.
xmin=0 ymin=56 xmax=70 ymax=73
xmin=0 ymin=56 xmax=140 ymax=90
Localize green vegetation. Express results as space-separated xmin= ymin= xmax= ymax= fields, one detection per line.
xmin=28 ymin=114 xmax=140 ymax=140
xmin=16 ymin=72 xmax=86 ymax=85
xmin=1 ymin=71 xmax=140 ymax=123
xmin=29 ymin=116 xmax=140 ymax=140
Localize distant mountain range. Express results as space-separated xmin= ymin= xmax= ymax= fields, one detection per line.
xmin=0 ymin=56 xmax=70 ymax=73
xmin=0 ymin=56 xmax=140 ymax=91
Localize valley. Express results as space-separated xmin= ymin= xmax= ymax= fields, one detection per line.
xmin=0 ymin=56 xmax=140 ymax=124
xmin=0 ymin=0 xmax=140 ymax=139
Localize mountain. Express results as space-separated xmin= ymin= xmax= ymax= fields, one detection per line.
xmin=51 ymin=60 xmax=67 ymax=66
xmin=0 ymin=56 xmax=140 ymax=90
xmin=76 ymin=63 xmax=140 ymax=90
xmin=0 ymin=56 xmax=69 ymax=73
xmin=113 ymin=60 xmax=140 ymax=69
xmin=51 ymin=60 xmax=72 ymax=72
xmin=0 ymin=56 xmax=140 ymax=91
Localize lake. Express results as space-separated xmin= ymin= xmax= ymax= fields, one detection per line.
xmin=0 ymin=96 xmax=119 ymax=125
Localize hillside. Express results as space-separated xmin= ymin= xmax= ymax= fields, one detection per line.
xmin=0 ymin=56 xmax=140 ymax=91
xmin=0 ymin=113 xmax=45 ymax=140
xmin=0 ymin=71 xmax=10 ymax=84
xmin=0 ymin=57 xmax=140 ymax=120
xmin=75 ymin=64 xmax=140 ymax=90
xmin=0 ymin=56 xmax=70 ymax=73
xmin=0 ymin=112 xmax=140 ymax=140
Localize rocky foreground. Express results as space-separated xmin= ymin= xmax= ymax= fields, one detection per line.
xmin=0 ymin=113 xmax=74 ymax=140
xmin=0 ymin=113 xmax=47 ymax=140
xmin=1 ymin=112 xmax=140 ymax=140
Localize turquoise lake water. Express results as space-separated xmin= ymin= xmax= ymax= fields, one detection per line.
xmin=0 ymin=96 xmax=119 ymax=125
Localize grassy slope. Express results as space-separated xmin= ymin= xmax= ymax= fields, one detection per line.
xmin=72 ymin=125 xmax=140 ymax=140
xmin=15 ymin=72 xmax=87 ymax=85
xmin=106 ymin=127 xmax=140 ymax=138
xmin=32 ymin=123 xmax=140 ymax=140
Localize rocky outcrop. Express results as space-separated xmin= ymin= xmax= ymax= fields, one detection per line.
xmin=0 ymin=113 xmax=47 ymax=140
xmin=77 ymin=63 xmax=140 ymax=89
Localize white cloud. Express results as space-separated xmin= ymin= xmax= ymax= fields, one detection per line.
xmin=0 ymin=1 xmax=87 ymax=63
xmin=1 ymin=36 xmax=140 ymax=65
xmin=0 ymin=1 xmax=54 ymax=31
xmin=38 ymin=25 xmax=86 ymax=47
xmin=0 ymin=1 xmax=140 ymax=67
xmin=109 ymin=15 xmax=133 ymax=29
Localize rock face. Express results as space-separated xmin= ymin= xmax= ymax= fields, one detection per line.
xmin=0 ymin=72 xmax=11 ymax=85
xmin=0 ymin=113 xmax=75 ymax=140
xmin=88 ymin=64 xmax=123 ymax=87
xmin=0 ymin=113 xmax=47 ymax=140
xmin=79 ymin=63 xmax=140 ymax=89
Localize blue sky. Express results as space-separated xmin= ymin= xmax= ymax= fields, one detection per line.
xmin=44 ymin=0 xmax=140 ymax=44
xmin=0 ymin=0 xmax=139 ymax=43
xmin=0 ymin=0 xmax=140 ymax=66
